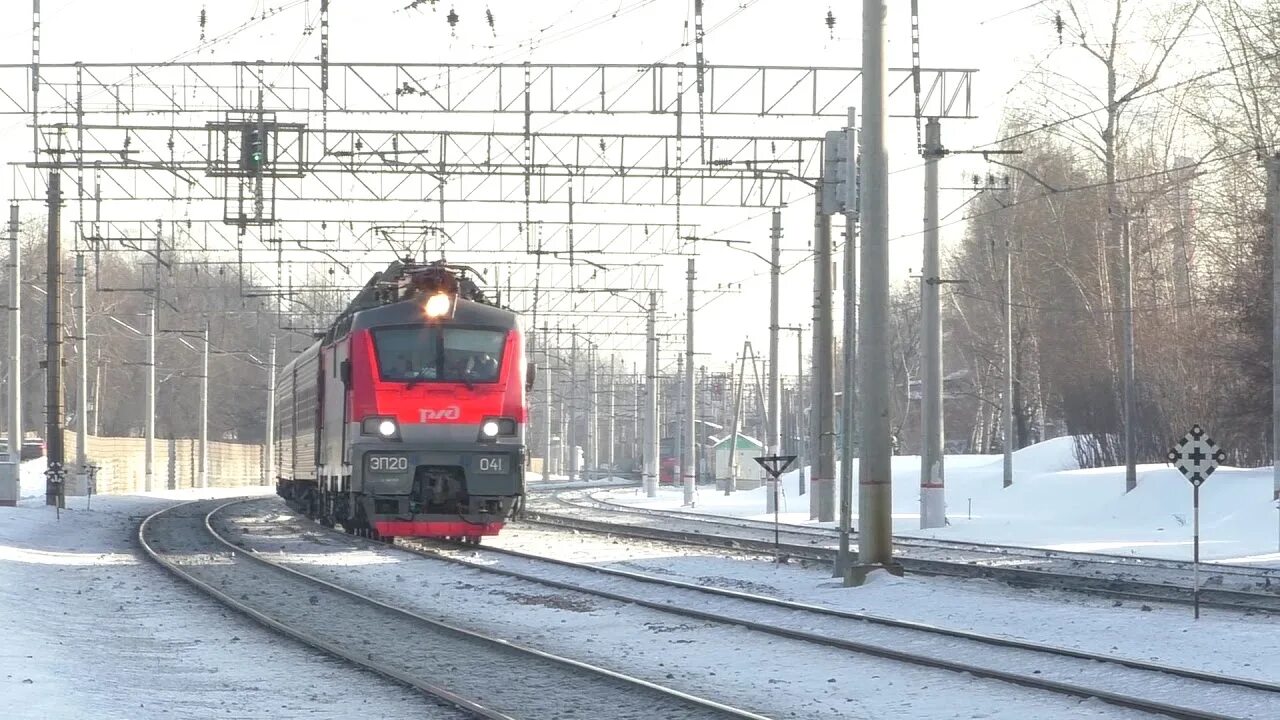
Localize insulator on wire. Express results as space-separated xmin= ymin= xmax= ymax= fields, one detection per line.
xmin=447 ymin=7 xmax=459 ymax=30
xmin=825 ymin=9 xmax=836 ymax=38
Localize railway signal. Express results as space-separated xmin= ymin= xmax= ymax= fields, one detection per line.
xmin=241 ymin=126 xmax=268 ymax=173
xmin=1167 ymin=424 xmax=1227 ymax=619
xmin=754 ymin=454 xmax=796 ymax=551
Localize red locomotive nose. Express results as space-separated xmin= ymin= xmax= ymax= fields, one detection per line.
xmin=274 ymin=259 xmax=527 ymax=543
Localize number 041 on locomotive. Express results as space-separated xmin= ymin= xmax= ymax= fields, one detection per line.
xmin=273 ymin=259 xmax=533 ymax=543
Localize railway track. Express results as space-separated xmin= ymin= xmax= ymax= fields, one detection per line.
xmin=563 ymin=488 xmax=1280 ymax=588
xmin=525 ymin=490 xmax=1280 ymax=614
xmin=393 ymin=532 xmax=1279 ymax=720
xmin=139 ymin=498 xmax=771 ymax=720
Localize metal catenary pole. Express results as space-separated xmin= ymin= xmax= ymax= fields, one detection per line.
xmin=45 ymin=171 xmax=65 ymax=507
xmin=920 ymin=117 xmax=946 ymax=529
xmin=684 ymin=257 xmax=697 ymax=506
xmin=854 ymin=0 xmax=895 ymax=578
xmin=838 ymin=112 xmax=859 ymax=576
xmin=644 ymin=291 xmax=659 ymax=497
xmin=264 ymin=335 xmax=276 ymax=486
xmin=75 ymin=252 xmax=87 ymax=493
xmin=767 ymin=209 xmax=782 ymax=513
xmin=675 ymin=351 xmax=684 ymax=493
xmin=1122 ymin=208 xmax=1137 ymax=493
xmin=199 ymin=323 xmax=209 ymax=489
xmin=726 ymin=341 xmax=748 ymax=494
xmin=811 ymin=195 xmax=822 ymax=519
xmin=607 ymin=354 xmax=616 ymax=470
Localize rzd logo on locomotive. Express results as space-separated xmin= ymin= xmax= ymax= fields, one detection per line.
xmin=419 ymin=406 xmax=462 ymax=422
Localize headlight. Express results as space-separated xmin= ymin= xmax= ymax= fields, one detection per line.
xmin=361 ymin=416 xmax=400 ymax=439
xmin=478 ymin=416 xmax=517 ymax=441
xmin=424 ymin=293 xmax=452 ymax=319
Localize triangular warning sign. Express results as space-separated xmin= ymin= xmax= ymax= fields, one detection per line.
xmin=754 ymin=454 xmax=797 ymax=479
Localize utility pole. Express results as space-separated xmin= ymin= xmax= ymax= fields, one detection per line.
xmin=75 ymin=253 xmax=87 ymax=494
xmin=542 ymin=325 xmax=552 ymax=479
xmin=264 ymin=335 xmax=276 ymax=486
xmin=568 ymin=332 xmax=578 ymax=483
xmin=644 ymin=291 xmax=659 ymax=497
xmin=607 ymin=355 xmax=616 ymax=470
xmin=838 ymin=108 xmax=859 ymax=576
xmin=144 ymin=294 xmax=155 ymax=493
xmin=45 ymin=171 xmax=65 ymax=508
xmin=726 ymin=341 xmax=748 ymax=494
xmin=587 ymin=343 xmax=597 ymax=478
xmin=684 ymin=258 xmax=697 ymax=506
xmin=1121 ymin=208 xmax=1137 ymax=493
xmin=767 ymin=209 xmax=782 ymax=513
xmin=796 ymin=326 xmax=807 ymax=497
xmin=1002 ymin=209 xmax=1015 ymax=489
xmin=815 ymin=188 xmax=836 ymax=523
xmin=1270 ymin=154 xmax=1280 ymax=513
xmin=920 ymin=117 xmax=946 ymax=529
xmin=199 ymin=323 xmax=209 ymax=489
xmin=1 ymin=203 xmax=19 ymax=507
xmin=675 ymin=352 xmax=684 ymax=493
xmin=853 ymin=0 xmax=896 ymax=581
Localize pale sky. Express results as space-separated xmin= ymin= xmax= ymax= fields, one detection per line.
xmin=0 ymin=0 xmax=1162 ymax=374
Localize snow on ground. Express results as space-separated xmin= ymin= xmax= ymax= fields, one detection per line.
xmin=609 ymin=436 xmax=1280 ymax=563
xmin=488 ymin=525 xmax=1280 ymax=687
xmin=0 ymin=490 xmax=457 ymax=720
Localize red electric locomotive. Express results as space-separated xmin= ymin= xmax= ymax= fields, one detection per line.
xmin=274 ymin=259 xmax=531 ymax=543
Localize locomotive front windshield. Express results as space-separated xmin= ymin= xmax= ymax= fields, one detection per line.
xmin=374 ymin=326 xmax=506 ymax=383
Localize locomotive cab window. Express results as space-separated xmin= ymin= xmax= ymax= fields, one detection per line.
xmin=373 ymin=326 xmax=505 ymax=383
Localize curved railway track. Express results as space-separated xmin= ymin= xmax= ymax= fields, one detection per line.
xmin=393 ymin=532 xmax=1280 ymax=720
xmin=139 ymin=498 xmax=770 ymax=720
xmin=524 ymin=489 xmax=1280 ymax=614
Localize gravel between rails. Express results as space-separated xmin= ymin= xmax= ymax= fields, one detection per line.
xmin=142 ymin=498 xmax=772 ymax=720
xmin=395 ymin=538 xmax=1279 ymax=720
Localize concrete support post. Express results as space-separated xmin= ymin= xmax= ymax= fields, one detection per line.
xmin=264 ymin=335 xmax=276 ymax=486
xmin=0 ymin=203 xmax=19 ymax=507
xmin=45 ymin=172 xmax=65 ymax=507
xmin=838 ymin=125 xmax=859 ymax=574
xmin=767 ymin=210 xmax=782 ymax=513
xmin=852 ymin=0 xmax=897 ymax=580
xmin=815 ymin=191 xmax=837 ymax=523
xmin=1003 ymin=216 xmax=1015 ymax=489
xmin=920 ymin=117 xmax=946 ymax=529
xmin=643 ymin=291 xmax=659 ymax=497
xmin=568 ymin=332 xmax=578 ymax=483
xmin=684 ymin=258 xmax=697 ymax=506
xmin=200 ymin=324 xmax=209 ymax=489
xmin=145 ymin=294 xmax=155 ymax=493
xmin=75 ymin=253 xmax=87 ymax=494
xmin=1269 ymin=155 xmax=1280 ymax=514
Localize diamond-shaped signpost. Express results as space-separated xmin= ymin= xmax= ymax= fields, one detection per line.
xmin=1167 ymin=424 xmax=1227 ymax=619
xmin=755 ymin=454 xmax=796 ymax=551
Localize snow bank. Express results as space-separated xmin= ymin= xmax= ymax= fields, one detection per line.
xmin=607 ymin=436 xmax=1280 ymax=563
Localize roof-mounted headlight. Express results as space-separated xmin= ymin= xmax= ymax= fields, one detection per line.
xmin=424 ymin=293 xmax=453 ymax=319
